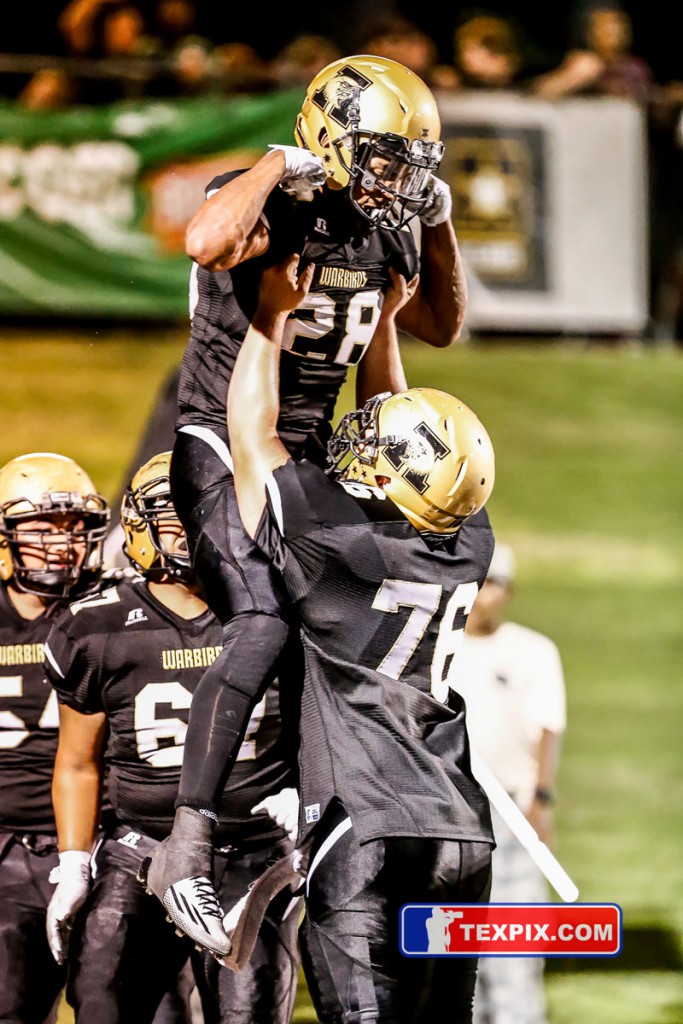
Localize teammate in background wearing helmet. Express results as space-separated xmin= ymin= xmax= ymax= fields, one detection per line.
xmin=43 ymin=452 xmax=302 ymax=1020
xmin=224 ymin=256 xmax=496 ymax=1021
xmin=148 ymin=53 xmax=468 ymax=943
xmin=0 ymin=452 xmax=108 ymax=1024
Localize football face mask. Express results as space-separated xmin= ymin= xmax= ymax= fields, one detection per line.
xmin=295 ymin=55 xmax=444 ymax=230
xmin=121 ymin=452 xmax=194 ymax=583
xmin=327 ymin=389 xmax=495 ymax=534
xmin=0 ymin=453 xmax=109 ymax=598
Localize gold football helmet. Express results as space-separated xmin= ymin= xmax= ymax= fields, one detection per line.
xmin=121 ymin=452 xmax=193 ymax=582
xmin=0 ymin=452 xmax=109 ymax=598
xmin=327 ymin=388 xmax=495 ymax=533
xmin=295 ymin=54 xmax=444 ymax=228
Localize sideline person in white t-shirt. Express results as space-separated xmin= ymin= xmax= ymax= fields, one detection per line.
xmin=454 ymin=542 xmax=567 ymax=1024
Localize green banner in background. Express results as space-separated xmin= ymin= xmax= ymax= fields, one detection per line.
xmin=0 ymin=90 xmax=303 ymax=317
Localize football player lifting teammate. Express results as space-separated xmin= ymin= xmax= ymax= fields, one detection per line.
xmin=226 ymin=256 xmax=496 ymax=1023
xmin=146 ymin=53 xmax=468 ymax=946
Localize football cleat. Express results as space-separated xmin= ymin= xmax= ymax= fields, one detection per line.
xmin=139 ymin=859 xmax=231 ymax=958
xmin=137 ymin=806 xmax=231 ymax=958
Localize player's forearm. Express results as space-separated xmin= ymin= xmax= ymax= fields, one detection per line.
xmin=230 ymin=319 xmax=285 ymax=445
xmin=185 ymin=150 xmax=285 ymax=270
xmin=52 ymin=763 xmax=102 ymax=853
xmin=356 ymin=318 xmax=408 ymax=404
xmin=228 ymin=322 xmax=289 ymax=536
xmin=398 ymin=222 xmax=467 ymax=346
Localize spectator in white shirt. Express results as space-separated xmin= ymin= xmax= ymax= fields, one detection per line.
xmin=454 ymin=542 xmax=567 ymax=1024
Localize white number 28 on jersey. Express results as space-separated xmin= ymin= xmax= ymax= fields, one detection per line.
xmin=372 ymin=580 xmax=479 ymax=703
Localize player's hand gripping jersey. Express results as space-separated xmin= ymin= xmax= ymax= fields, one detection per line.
xmin=178 ymin=173 xmax=419 ymax=457
xmin=256 ymin=460 xmax=496 ymax=846
xmin=44 ymin=578 xmax=295 ymax=845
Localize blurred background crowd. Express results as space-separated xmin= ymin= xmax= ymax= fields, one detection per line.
xmin=4 ymin=0 xmax=682 ymax=111
xmin=2 ymin=0 xmax=683 ymax=340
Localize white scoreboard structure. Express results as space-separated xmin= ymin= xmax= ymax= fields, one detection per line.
xmin=434 ymin=92 xmax=649 ymax=335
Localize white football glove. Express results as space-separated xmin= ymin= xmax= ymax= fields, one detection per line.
xmin=251 ymin=787 xmax=299 ymax=841
xmin=268 ymin=144 xmax=326 ymax=198
xmin=419 ymin=175 xmax=453 ymax=227
xmin=46 ymin=850 xmax=92 ymax=965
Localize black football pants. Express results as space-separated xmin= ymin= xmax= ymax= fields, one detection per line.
xmin=170 ymin=427 xmax=297 ymax=814
xmin=300 ymin=802 xmax=492 ymax=1024
xmin=0 ymin=833 xmax=65 ymax=1024
xmin=67 ymin=827 xmax=301 ymax=1024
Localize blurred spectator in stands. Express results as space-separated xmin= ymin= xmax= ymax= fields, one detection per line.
xmin=79 ymin=2 xmax=157 ymax=101
xmin=18 ymin=0 xmax=155 ymax=107
xmin=448 ymin=12 xmax=528 ymax=91
xmin=16 ymin=68 xmax=77 ymax=110
xmin=164 ymin=34 xmax=214 ymax=95
xmin=355 ymin=15 xmax=459 ymax=90
xmin=212 ymin=41 xmax=275 ymax=94
xmin=529 ymin=2 xmax=654 ymax=102
xmin=57 ymin=0 xmax=153 ymax=58
xmin=151 ymin=0 xmax=199 ymax=51
xmin=528 ymin=0 xmax=683 ymax=340
xmin=270 ymin=34 xmax=342 ymax=89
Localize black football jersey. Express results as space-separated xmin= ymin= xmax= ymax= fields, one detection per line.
xmin=177 ymin=171 xmax=420 ymax=457
xmin=0 ymin=583 xmax=61 ymax=832
xmin=255 ymin=460 xmax=496 ymax=846
xmin=44 ymin=579 xmax=295 ymax=844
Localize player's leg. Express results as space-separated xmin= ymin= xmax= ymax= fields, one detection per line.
xmin=142 ymin=428 xmax=295 ymax=955
xmin=68 ymin=836 xmax=194 ymax=1024
xmin=473 ymin=811 xmax=548 ymax=1024
xmin=0 ymin=837 xmax=66 ymax=1024
xmin=152 ymin=961 xmax=197 ymax=1024
xmin=300 ymin=801 xmax=491 ymax=1024
xmin=192 ymin=839 xmax=302 ymax=1024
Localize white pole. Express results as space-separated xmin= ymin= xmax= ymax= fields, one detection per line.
xmin=470 ymin=749 xmax=579 ymax=904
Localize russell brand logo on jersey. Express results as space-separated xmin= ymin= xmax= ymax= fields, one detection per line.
xmin=125 ymin=608 xmax=149 ymax=626
xmin=400 ymin=903 xmax=622 ymax=957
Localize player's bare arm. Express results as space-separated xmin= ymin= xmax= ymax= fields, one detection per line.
xmin=185 ymin=150 xmax=284 ymax=271
xmin=397 ymin=216 xmax=468 ymax=347
xmin=185 ymin=147 xmax=325 ymax=272
xmin=46 ymin=703 xmax=107 ymax=964
xmin=228 ymin=255 xmax=315 ymax=537
xmin=52 ymin=703 xmax=107 ymax=853
xmin=356 ymin=267 xmax=416 ymax=404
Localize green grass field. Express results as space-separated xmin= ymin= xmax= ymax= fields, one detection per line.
xmin=2 ymin=328 xmax=682 ymax=1024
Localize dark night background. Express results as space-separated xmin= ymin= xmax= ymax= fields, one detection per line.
xmin=4 ymin=1 xmax=681 ymax=84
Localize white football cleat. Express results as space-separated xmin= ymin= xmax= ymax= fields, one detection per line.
xmin=162 ymin=875 xmax=231 ymax=958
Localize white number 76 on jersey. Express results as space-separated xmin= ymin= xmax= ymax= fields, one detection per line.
xmin=372 ymin=580 xmax=479 ymax=703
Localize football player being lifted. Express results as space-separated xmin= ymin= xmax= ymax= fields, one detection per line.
xmin=146 ymin=54 xmax=468 ymax=943
xmin=0 ymin=453 xmax=108 ymax=1024
xmin=44 ymin=453 xmax=302 ymax=1021
xmin=226 ymin=256 xmax=496 ymax=1023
